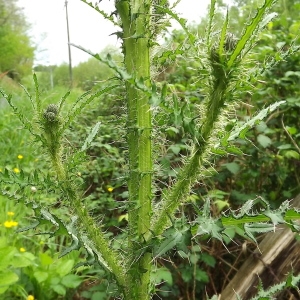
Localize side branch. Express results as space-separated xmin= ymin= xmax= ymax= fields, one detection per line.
xmin=71 ymin=195 xmax=127 ymax=288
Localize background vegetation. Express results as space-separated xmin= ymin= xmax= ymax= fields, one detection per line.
xmin=0 ymin=0 xmax=300 ymax=299
xmin=0 ymin=0 xmax=34 ymax=80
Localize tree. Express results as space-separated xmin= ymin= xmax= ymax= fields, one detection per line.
xmin=73 ymin=46 xmax=122 ymax=90
xmin=0 ymin=0 xmax=34 ymax=80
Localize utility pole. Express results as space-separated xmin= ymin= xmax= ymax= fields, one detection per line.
xmin=65 ymin=0 xmax=73 ymax=88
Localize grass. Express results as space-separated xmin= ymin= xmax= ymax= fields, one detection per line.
xmin=0 ymin=79 xmax=85 ymax=174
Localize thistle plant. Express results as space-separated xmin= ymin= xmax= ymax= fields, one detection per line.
xmin=1 ymin=0 xmax=300 ymax=299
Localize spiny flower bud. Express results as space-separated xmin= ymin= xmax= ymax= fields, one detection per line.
xmin=46 ymin=104 xmax=59 ymax=115
xmin=43 ymin=104 xmax=59 ymax=122
xmin=44 ymin=111 xmax=56 ymax=122
xmin=224 ymin=33 xmax=238 ymax=52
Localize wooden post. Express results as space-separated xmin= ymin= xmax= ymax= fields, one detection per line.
xmin=220 ymin=195 xmax=300 ymax=300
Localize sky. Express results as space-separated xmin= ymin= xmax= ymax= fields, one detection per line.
xmin=17 ymin=0 xmax=211 ymax=66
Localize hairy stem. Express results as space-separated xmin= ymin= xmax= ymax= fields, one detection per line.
xmin=150 ymin=50 xmax=230 ymax=238
xmin=51 ymin=155 xmax=127 ymax=291
xmin=117 ymin=0 xmax=152 ymax=298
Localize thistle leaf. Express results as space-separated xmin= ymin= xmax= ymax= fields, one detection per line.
xmin=227 ymin=0 xmax=277 ymax=68
xmin=81 ymin=122 xmax=101 ymax=151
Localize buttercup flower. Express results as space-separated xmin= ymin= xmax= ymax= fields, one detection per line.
xmin=13 ymin=167 xmax=20 ymax=173
xmin=20 ymin=247 xmax=26 ymax=252
xmin=17 ymin=154 xmax=23 ymax=159
xmin=7 ymin=211 xmax=15 ymax=216
xmin=107 ymin=187 xmax=114 ymax=192
xmin=27 ymin=295 xmax=34 ymax=300
xmin=4 ymin=220 xmax=18 ymax=228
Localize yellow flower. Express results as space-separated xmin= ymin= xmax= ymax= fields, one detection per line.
xmin=4 ymin=220 xmax=18 ymax=228
xmin=20 ymin=247 xmax=26 ymax=252
xmin=13 ymin=167 xmax=20 ymax=173
xmin=17 ymin=154 xmax=23 ymax=159
xmin=7 ymin=211 xmax=15 ymax=216
xmin=27 ymin=295 xmax=34 ymax=300
xmin=107 ymin=187 xmax=114 ymax=192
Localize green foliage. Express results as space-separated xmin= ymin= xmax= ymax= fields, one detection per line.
xmin=32 ymin=47 xmax=122 ymax=91
xmin=248 ymin=273 xmax=300 ymax=300
xmin=0 ymin=195 xmax=86 ymax=299
xmin=0 ymin=0 xmax=34 ymax=79
xmin=205 ymin=0 xmax=300 ymax=206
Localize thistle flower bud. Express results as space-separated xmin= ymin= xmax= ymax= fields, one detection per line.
xmin=43 ymin=104 xmax=59 ymax=122
xmin=224 ymin=33 xmax=238 ymax=52
xmin=44 ymin=111 xmax=56 ymax=122
xmin=46 ymin=104 xmax=59 ymax=115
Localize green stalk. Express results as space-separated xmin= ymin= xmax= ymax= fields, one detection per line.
xmin=117 ymin=1 xmax=152 ymax=298
xmin=150 ymin=149 xmax=202 ymax=237
xmin=42 ymin=109 xmax=127 ymax=293
xmin=71 ymin=195 xmax=127 ymax=289
xmin=150 ymin=50 xmax=230 ymax=238
xmin=48 ymin=145 xmax=127 ymax=291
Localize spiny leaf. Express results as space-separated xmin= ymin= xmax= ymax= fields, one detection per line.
xmin=249 ymin=273 xmax=300 ymax=300
xmin=206 ymin=0 xmax=217 ymax=48
xmin=73 ymin=245 xmax=96 ymax=269
xmin=59 ymin=216 xmax=81 ymax=258
xmin=70 ymin=44 xmax=131 ymax=81
xmin=154 ymin=5 xmax=196 ymax=46
xmin=226 ymin=146 xmax=243 ymax=155
xmin=19 ymin=83 xmax=35 ymax=110
xmin=154 ymin=230 xmax=183 ymax=258
xmin=80 ymin=0 xmax=119 ymax=27
xmin=81 ymin=235 xmax=111 ymax=271
xmin=48 ymin=213 xmax=69 ymax=237
xmin=59 ymin=235 xmax=80 ymax=258
xmin=81 ymin=122 xmax=101 ymax=151
xmin=61 ymin=86 xmax=118 ymax=134
xmin=218 ymin=10 xmax=229 ymax=59
xmin=58 ymin=90 xmax=71 ymax=115
xmin=153 ymin=48 xmax=185 ymax=65
xmin=211 ymin=148 xmax=227 ymax=155
xmin=244 ymin=223 xmax=275 ymax=243
xmin=70 ymin=44 xmax=153 ymax=95
xmin=68 ymin=90 xmax=92 ymax=115
xmin=194 ymin=217 xmax=224 ymax=242
xmin=227 ymin=0 xmax=276 ymax=68
xmin=260 ymin=12 xmax=278 ymax=29
xmin=16 ymin=221 xmax=40 ymax=233
xmin=214 ymin=101 xmax=285 ymax=150
xmin=33 ymin=73 xmax=41 ymax=115
xmin=285 ymin=209 xmax=300 ymax=221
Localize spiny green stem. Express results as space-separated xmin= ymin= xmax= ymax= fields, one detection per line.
xmin=149 ymin=149 xmax=202 ymax=238
xmin=48 ymin=141 xmax=127 ymax=291
xmin=117 ymin=0 xmax=152 ymax=238
xmin=71 ymin=195 xmax=127 ymax=289
xmin=117 ymin=0 xmax=152 ymax=298
xmin=150 ymin=53 xmax=230 ymax=238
